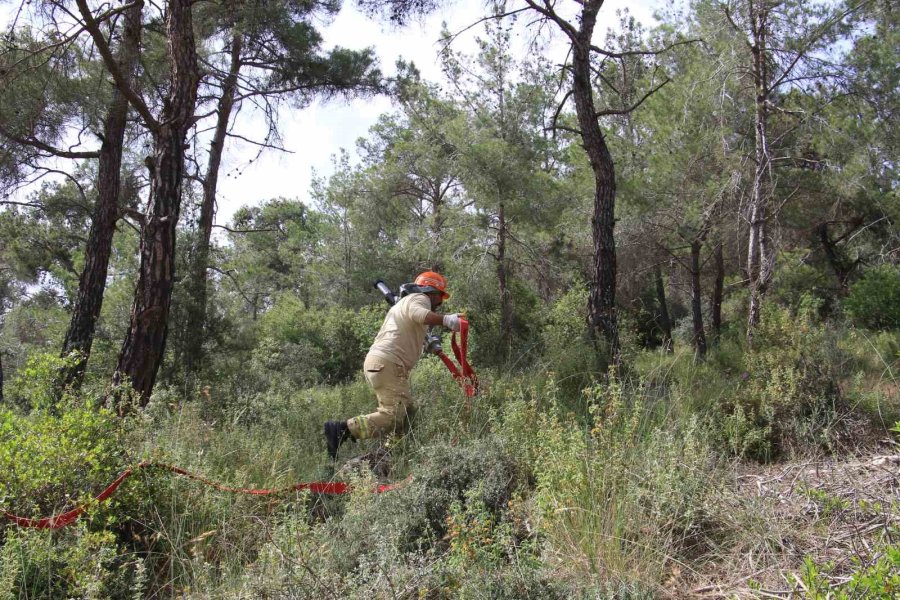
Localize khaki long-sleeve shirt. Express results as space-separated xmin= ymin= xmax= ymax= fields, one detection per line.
xmin=367 ymin=294 xmax=431 ymax=371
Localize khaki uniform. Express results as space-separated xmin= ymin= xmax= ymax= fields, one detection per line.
xmin=348 ymin=294 xmax=430 ymax=439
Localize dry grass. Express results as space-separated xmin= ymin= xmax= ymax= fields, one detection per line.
xmin=675 ymin=444 xmax=900 ymax=598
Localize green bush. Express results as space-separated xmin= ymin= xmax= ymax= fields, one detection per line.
xmin=541 ymin=285 xmax=602 ymax=399
xmin=0 ymin=356 xmax=149 ymax=599
xmin=844 ymin=264 xmax=900 ymax=330
xmin=497 ymin=374 xmax=717 ymax=586
xmin=800 ymin=545 xmax=900 ymax=599
xmin=4 ymin=352 xmax=80 ymax=411
xmin=722 ymin=304 xmax=854 ymax=461
xmin=0 ymin=382 xmax=123 ymax=518
xmin=252 ymin=293 xmax=383 ymax=389
xmin=772 ymin=256 xmax=833 ymax=315
xmin=333 ymin=438 xmax=524 ymax=561
xmin=0 ymin=526 xmax=146 ymax=600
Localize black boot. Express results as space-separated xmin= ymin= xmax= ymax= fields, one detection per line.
xmin=324 ymin=420 xmax=352 ymax=459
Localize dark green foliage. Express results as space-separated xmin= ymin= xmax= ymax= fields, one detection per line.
xmin=844 ymin=264 xmax=900 ymax=330
xmin=251 ymin=294 xmax=383 ymax=387
xmin=333 ymin=438 xmax=523 ymax=559
xmin=717 ymin=304 xmax=864 ymax=460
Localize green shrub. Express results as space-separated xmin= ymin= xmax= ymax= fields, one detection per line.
xmin=844 ymin=264 xmax=900 ymax=330
xmin=772 ymin=256 xmax=833 ymax=315
xmin=800 ymin=545 xmax=900 ymax=599
xmin=251 ymin=293 xmax=383 ymax=389
xmin=4 ymin=351 xmax=82 ymax=411
xmin=0 ymin=526 xmax=147 ymax=600
xmin=0 ymin=356 xmax=150 ymax=599
xmin=722 ymin=304 xmax=856 ymax=461
xmin=541 ymin=285 xmax=602 ymax=398
xmin=0 ymin=400 xmax=123 ymax=519
xmin=497 ymin=374 xmax=717 ymax=586
xmin=332 ymin=438 xmax=523 ymax=563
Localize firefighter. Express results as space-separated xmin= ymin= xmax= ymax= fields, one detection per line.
xmin=323 ymin=271 xmax=462 ymax=459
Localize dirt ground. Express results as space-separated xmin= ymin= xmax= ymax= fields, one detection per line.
xmin=680 ymin=444 xmax=899 ymax=598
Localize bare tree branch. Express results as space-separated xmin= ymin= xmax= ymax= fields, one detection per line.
xmin=73 ymin=0 xmax=158 ymax=130
xmin=212 ymin=224 xmax=279 ymax=234
xmin=590 ymin=37 xmax=703 ymax=60
xmin=521 ymin=0 xmax=578 ymax=42
xmin=224 ymin=131 xmax=292 ymax=153
xmin=595 ymin=77 xmax=671 ymax=118
xmin=0 ymin=123 xmax=100 ymax=159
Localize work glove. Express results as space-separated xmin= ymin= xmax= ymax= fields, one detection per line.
xmin=442 ymin=313 xmax=462 ymax=332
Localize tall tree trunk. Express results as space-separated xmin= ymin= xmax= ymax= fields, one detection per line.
xmin=429 ymin=181 xmax=445 ymax=272
xmin=711 ymin=241 xmax=724 ymax=341
xmin=60 ymin=0 xmax=142 ymax=388
xmin=343 ymin=212 xmax=352 ymax=302
xmin=183 ymin=32 xmax=242 ymax=377
xmin=571 ymin=6 xmax=619 ymax=360
xmin=112 ymin=0 xmax=199 ymax=408
xmin=654 ymin=266 xmax=673 ymax=352
xmin=0 ymin=349 xmax=4 ymax=404
xmin=690 ymin=240 xmax=707 ymax=357
xmin=747 ymin=0 xmax=773 ymax=344
xmin=497 ymin=201 xmax=512 ymax=361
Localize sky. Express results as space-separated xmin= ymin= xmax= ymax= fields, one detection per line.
xmin=213 ymin=0 xmax=662 ymax=222
xmin=1 ymin=0 xmax=661 ymax=224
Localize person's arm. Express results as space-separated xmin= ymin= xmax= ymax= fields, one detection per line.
xmin=425 ymin=311 xmax=461 ymax=331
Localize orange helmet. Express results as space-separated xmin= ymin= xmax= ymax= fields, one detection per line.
xmin=415 ymin=271 xmax=450 ymax=300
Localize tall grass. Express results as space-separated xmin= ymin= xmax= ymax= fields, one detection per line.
xmin=1 ymin=310 xmax=897 ymax=598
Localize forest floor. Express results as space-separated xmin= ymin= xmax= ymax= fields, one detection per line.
xmin=679 ymin=444 xmax=900 ymax=598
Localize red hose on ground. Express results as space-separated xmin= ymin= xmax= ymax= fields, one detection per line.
xmin=3 ymin=462 xmax=406 ymax=530
xmin=5 ymin=317 xmax=476 ymax=529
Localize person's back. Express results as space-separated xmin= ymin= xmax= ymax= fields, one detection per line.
xmin=367 ymin=293 xmax=431 ymax=372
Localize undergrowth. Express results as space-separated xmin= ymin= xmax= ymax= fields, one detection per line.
xmin=0 ymin=307 xmax=897 ymax=598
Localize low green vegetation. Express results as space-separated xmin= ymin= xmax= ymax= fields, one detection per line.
xmin=1 ymin=1 xmax=896 ymax=597
xmin=1 ymin=297 xmax=896 ymax=598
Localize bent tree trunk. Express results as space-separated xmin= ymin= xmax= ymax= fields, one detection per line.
xmin=183 ymin=32 xmax=242 ymax=377
xmin=113 ymin=0 xmax=199 ymax=408
xmin=570 ymin=10 xmax=619 ymax=360
xmin=60 ymin=1 xmax=142 ymax=388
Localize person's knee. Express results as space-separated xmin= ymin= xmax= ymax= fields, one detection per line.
xmin=381 ymin=402 xmax=407 ymax=429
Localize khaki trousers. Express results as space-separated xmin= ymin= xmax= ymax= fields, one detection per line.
xmin=347 ymin=354 xmax=418 ymax=440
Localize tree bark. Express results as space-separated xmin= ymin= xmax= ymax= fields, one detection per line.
xmin=60 ymin=0 xmax=142 ymax=388
xmin=571 ymin=4 xmax=620 ymax=360
xmin=497 ymin=201 xmax=512 ymax=361
xmin=654 ymin=266 xmax=673 ymax=352
xmin=711 ymin=241 xmax=724 ymax=340
xmin=747 ymin=0 xmax=773 ymax=344
xmin=183 ymin=32 xmax=242 ymax=376
xmin=112 ymin=0 xmax=199 ymax=407
xmin=428 ymin=179 xmax=446 ymax=273
xmin=690 ymin=240 xmax=707 ymax=357
xmin=817 ymin=220 xmax=860 ymax=291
